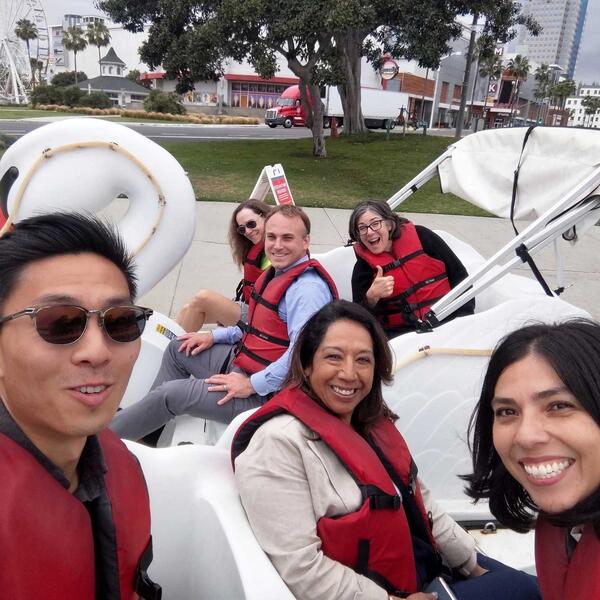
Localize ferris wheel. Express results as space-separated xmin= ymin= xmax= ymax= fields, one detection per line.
xmin=0 ymin=0 xmax=50 ymax=104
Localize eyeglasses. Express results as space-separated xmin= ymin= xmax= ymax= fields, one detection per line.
xmin=0 ymin=304 xmax=153 ymax=345
xmin=357 ymin=219 xmax=385 ymax=236
xmin=236 ymin=219 xmax=258 ymax=235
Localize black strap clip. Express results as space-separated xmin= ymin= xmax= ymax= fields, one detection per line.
xmin=135 ymin=537 xmax=162 ymax=600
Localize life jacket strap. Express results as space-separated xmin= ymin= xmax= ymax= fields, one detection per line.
xmin=382 ymin=249 xmax=425 ymax=274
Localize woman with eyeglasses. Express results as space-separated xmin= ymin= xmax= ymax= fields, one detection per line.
xmin=176 ymin=199 xmax=271 ymax=333
xmin=233 ymin=301 xmax=540 ymax=600
xmin=348 ymin=200 xmax=474 ymax=338
xmin=465 ymin=319 xmax=600 ymax=600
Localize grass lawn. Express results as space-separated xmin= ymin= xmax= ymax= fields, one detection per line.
xmin=163 ymin=132 xmax=491 ymax=216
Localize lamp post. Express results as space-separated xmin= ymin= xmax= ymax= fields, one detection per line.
xmin=429 ymin=52 xmax=462 ymax=130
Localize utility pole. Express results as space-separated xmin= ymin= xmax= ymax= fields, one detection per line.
xmin=455 ymin=13 xmax=478 ymax=139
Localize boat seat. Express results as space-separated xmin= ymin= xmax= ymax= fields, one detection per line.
xmin=125 ymin=441 xmax=294 ymax=599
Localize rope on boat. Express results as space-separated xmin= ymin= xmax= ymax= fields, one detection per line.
xmin=0 ymin=141 xmax=166 ymax=255
xmin=393 ymin=345 xmax=493 ymax=373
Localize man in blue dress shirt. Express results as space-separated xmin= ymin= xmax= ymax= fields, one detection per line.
xmin=111 ymin=205 xmax=336 ymax=440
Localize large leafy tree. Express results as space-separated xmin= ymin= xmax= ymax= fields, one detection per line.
xmin=99 ymin=0 xmax=335 ymax=157
xmin=331 ymin=0 xmax=540 ymax=135
xmin=15 ymin=18 xmax=38 ymax=86
xmin=62 ymin=26 xmax=88 ymax=84
xmin=98 ymin=0 xmax=538 ymax=147
xmin=86 ymin=20 xmax=111 ymax=76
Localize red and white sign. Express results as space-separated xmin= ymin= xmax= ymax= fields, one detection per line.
xmin=269 ymin=172 xmax=294 ymax=205
xmin=380 ymin=60 xmax=398 ymax=80
xmin=250 ymin=164 xmax=295 ymax=205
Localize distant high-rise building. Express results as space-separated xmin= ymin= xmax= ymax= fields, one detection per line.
xmin=515 ymin=0 xmax=588 ymax=78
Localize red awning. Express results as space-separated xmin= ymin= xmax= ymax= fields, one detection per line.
xmin=223 ymin=74 xmax=299 ymax=85
xmin=140 ymin=72 xmax=166 ymax=80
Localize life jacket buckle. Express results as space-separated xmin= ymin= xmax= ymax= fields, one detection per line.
xmin=370 ymin=493 xmax=402 ymax=511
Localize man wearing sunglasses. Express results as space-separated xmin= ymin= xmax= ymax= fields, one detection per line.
xmin=111 ymin=205 xmax=337 ymax=441
xmin=0 ymin=213 xmax=160 ymax=599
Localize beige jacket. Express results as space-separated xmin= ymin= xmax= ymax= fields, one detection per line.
xmin=235 ymin=414 xmax=477 ymax=600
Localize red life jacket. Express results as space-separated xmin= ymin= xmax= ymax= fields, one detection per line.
xmin=354 ymin=222 xmax=450 ymax=329
xmin=233 ymin=258 xmax=338 ymax=374
xmin=535 ymin=517 xmax=600 ymax=600
xmin=0 ymin=429 xmax=160 ymax=600
xmin=236 ymin=242 xmax=266 ymax=304
xmin=232 ymin=387 xmax=440 ymax=596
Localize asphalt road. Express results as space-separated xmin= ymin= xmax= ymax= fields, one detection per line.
xmin=0 ymin=119 xmax=318 ymax=142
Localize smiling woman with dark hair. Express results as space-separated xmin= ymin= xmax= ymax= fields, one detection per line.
xmin=349 ymin=200 xmax=474 ymax=338
xmin=232 ymin=300 xmax=539 ymax=600
xmin=176 ymin=199 xmax=271 ymax=334
xmin=465 ymin=319 xmax=600 ymax=600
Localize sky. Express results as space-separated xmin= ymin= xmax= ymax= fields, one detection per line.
xmin=45 ymin=0 xmax=600 ymax=83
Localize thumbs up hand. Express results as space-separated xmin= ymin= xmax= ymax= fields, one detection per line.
xmin=366 ymin=265 xmax=395 ymax=306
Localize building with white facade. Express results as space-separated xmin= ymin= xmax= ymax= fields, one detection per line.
xmin=515 ymin=0 xmax=589 ymax=78
xmin=566 ymin=85 xmax=600 ymax=128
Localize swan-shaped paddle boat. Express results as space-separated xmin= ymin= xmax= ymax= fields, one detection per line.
xmin=2 ymin=120 xmax=598 ymax=598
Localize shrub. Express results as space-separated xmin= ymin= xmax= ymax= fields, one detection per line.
xmin=30 ymin=85 xmax=64 ymax=106
xmin=51 ymin=71 xmax=88 ymax=87
xmin=62 ymin=86 xmax=85 ymax=107
xmin=143 ymin=90 xmax=185 ymax=115
xmin=0 ymin=134 xmax=15 ymax=151
xmin=78 ymin=91 xmax=112 ymax=109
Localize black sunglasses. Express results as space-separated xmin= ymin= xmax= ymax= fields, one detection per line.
xmin=0 ymin=304 xmax=153 ymax=345
xmin=236 ymin=219 xmax=258 ymax=235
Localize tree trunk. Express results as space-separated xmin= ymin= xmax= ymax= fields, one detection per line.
xmin=308 ymin=82 xmax=326 ymax=158
xmin=74 ymin=53 xmax=78 ymax=84
xmin=98 ymin=46 xmax=102 ymax=76
xmin=337 ymin=29 xmax=367 ymax=134
xmin=455 ymin=14 xmax=478 ymax=139
xmin=299 ymin=81 xmax=313 ymax=129
xmin=284 ymin=42 xmax=328 ymax=157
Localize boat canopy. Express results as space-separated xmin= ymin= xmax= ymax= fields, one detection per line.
xmin=438 ymin=127 xmax=600 ymax=222
xmin=386 ymin=127 xmax=600 ymax=323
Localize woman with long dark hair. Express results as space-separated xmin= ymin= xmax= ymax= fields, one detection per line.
xmin=349 ymin=200 xmax=474 ymax=338
xmin=465 ymin=319 xmax=600 ymax=600
xmin=232 ymin=300 xmax=539 ymax=600
xmin=176 ymin=199 xmax=271 ymax=336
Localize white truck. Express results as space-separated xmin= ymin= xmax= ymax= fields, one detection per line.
xmin=265 ymin=84 xmax=410 ymax=129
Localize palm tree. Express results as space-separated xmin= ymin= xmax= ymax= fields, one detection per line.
xmin=466 ymin=37 xmax=493 ymax=130
xmin=62 ymin=26 xmax=88 ymax=85
xmin=533 ymin=64 xmax=551 ymax=123
xmin=505 ymin=54 xmax=530 ymax=125
xmin=478 ymin=53 xmax=503 ymax=129
xmin=15 ymin=19 xmax=38 ymax=86
xmin=549 ymin=78 xmax=577 ymax=125
xmin=86 ymin=21 xmax=111 ymax=76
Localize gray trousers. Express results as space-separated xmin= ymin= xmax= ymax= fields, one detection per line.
xmin=110 ymin=339 xmax=265 ymax=440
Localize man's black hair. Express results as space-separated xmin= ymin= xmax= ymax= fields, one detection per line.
xmin=0 ymin=212 xmax=137 ymax=312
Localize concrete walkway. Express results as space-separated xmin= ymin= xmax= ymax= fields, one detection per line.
xmin=139 ymin=202 xmax=600 ymax=323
